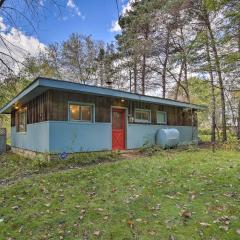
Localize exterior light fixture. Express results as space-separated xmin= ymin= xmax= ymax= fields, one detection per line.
xmin=105 ymin=80 xmax=113 ymax=86
xmin=121 ymin=99 xmax=125 ymax=102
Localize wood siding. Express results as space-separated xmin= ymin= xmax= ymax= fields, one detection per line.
xmin=11 ymin=89 xmax=197 ymax=127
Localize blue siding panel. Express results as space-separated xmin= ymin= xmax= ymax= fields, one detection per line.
xmin=11 ymin=121 xmax=198 ymax=153
xmin=11 ymin=122 xmax=49 ymax=152
xmin=49 ymin=121 xmax=112 ymax=153
xmin=127 ymin=124 xmax=198 ymax=149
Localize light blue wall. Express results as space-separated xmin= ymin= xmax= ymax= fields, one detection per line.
xmin=11 ymin=121 xmax=198 ymax=153
xmin=127 ymin=124 xmax=198 ymax=149
xmin=49 ymin=121 xmax=112 ymax=153
xmin=11 ymin=122 xmax=49 ymax=152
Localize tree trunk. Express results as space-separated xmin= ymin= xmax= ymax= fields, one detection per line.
xmin=205 ymin=12 xmax=227 ymax=141
xmin=129 ymin=69 xmax=132 ymax=92
xmin=237 ymin=100 xmax=240 ymax=140
xmin=174 ymin=60 xmax=184 ymax=100
xmin=180 ymin=28 xmax=190 ymax=102
xmin=0 ymin=0 xmax=5 ymax=8
xmin=133 ymin=60 xmax=137 ymax=93
xmin=206 ymin=32 xmax=216 ymax=145
xmin=141 ymin=53 xmax=146 ymax=95
xmin=162 ymin=29 xmax=171 ymax=99
xmin=183 ymin=56 xmax=190 ymax=102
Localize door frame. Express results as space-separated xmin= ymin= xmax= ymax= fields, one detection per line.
xmin=111 ymin=106 xmax=128 ymax=150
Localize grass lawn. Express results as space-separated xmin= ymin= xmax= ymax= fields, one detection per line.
xmin=0 ymin=149 xmax=240 ymax=239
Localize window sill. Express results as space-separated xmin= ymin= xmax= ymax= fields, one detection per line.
xmin=134 ymin=121 xmax=151 ymax=124
xmin=68 ymin=120 xmax=94 ymax=123
xmin=16 ymin=131 xmax=27 ymax=135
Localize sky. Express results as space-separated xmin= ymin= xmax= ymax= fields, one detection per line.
xmin=0 ymin=0 xmax=132 ymax=66
xmin=34 ymin=0 xmax=127 ymax=44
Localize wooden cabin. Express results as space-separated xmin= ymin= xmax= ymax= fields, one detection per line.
xmin=0 ymin=77 xmax=205 ymax=155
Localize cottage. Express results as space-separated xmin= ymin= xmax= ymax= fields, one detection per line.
xmin=0 ymin=77 xmax=205 ymax=155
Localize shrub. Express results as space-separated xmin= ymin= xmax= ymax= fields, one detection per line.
xmin=219 ymin=139 xmax=240 ymax=151
xmin=67 ymin=151 xmax=120 ymax=166
xmin=32 ymin=154 xmax=50 ymax=169
xmin=139 ymin=145 xmax=164 ymax=156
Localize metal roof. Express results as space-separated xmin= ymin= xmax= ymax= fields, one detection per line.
xmin=0 ymin=77 xmax=207 ymax=114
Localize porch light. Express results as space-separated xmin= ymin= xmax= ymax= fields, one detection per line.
xmin=121 ymin=99 xmax=125 ymax=102
xmin=105 ymin=80 xmax=113 ymax=86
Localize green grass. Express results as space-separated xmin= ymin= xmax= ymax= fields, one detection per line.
xmin=0 ymin=151 xmax=120 ymax=181
xmin=0 ymin=149 xmax=240 ymax=239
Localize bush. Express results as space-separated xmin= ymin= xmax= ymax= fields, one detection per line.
xmin=198 ymin=128 xmax=211 ymax=135
xmin=219 ymin=139 xmax=240 ymax=151
xmin=139 ymin=145 xmax=164 ymax=156
xmin=66 ymin=151 xmax=120 ymax=166
xmin=32 ymin=154 xmax=50 ymax=169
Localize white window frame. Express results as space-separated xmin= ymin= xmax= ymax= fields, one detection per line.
xmin=16 ymin=108 xmax=27 ymax=133
xmin=134 ymin=108 xmax=151 ymax=123
xmin=156 ymin=111 xmax=167 ymax=124
xmin=68 ymin=102 xmax=95 ymax=123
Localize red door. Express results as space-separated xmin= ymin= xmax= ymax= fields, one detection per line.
xmin=112 ymin=108 xmax=125 ymax=150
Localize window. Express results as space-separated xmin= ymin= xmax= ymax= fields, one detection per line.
xmin=16 ymin=108 xmax=27 ymax=132
xmin=69 ymin=103 xmax=93 ymax=122
xmin=156 ymin=111 xmax=167 ymax=124
xmin=135 ymin=109 xmax=151 ymax=123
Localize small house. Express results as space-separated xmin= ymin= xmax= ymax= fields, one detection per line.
xmin=0 ymin=77 xmax=205 ymax=155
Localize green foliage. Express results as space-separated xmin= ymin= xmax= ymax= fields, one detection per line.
xmin=139 ymin=144 xmax=164 ymax=156
xmin=32 ymin=154 xmax=50 ymax=169
xmin=66 ymin=151 xmax=120 ymax=166
xmin=219 ymin=138 xmax=240 ymax=151
xmin=0 ymin=151 xmax=120 ymax=181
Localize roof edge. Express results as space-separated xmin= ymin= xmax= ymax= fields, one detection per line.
xmin=0 ymin=76 xmax=207 ymax=114
xmin=0 ymin=78 xmax=40 ymax=114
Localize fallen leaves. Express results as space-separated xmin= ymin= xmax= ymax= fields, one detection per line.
xmin=199 ymin=222 xmax=211 ymax=227
xmin=127 ymin=220 xmax=134 ymax=229
xmin=223 ymin=192 xmax=237 ymax=198
xmin=189 ymin=191 xmax=196 ymax=201
xmin=180 ymin=210 xmax=192 ymax=219
xmin=214 ymin=215 xmax=230 ymax=225
xmin=12 ymin=206 xmax=19 ymax=210
xmin=151 ymin=203 xmax=161 ymax=211
xmin=149 ymin=230 xmax=156 ymax=236
xmin=169 ymin=234 xmax=176 ymax=240
xmin=93 ymin=230 xmax=101 ymax=236
xmin=219 ymin=225 xmax=229 ymax=231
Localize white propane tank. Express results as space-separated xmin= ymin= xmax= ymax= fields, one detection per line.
xmin=156 ymin=128 xmax=180 ymax=149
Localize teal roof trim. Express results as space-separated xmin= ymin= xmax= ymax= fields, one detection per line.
xmin=0 ymin=77 xmax=207 ymax=114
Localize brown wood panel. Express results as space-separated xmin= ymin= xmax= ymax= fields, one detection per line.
xmin=10 ymin=89 xmax=198 ymax=127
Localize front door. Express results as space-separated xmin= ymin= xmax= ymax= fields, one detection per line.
xmin=112 ymin=108 xmax=125 ymax=150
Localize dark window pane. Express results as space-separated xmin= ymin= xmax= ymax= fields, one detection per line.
xmin=135 ymin=112 xmax=142 ymax=120
xmin=81 ymin=106 xmax=92 ymax=121
xmin=113 ymin=111 xmax=122 ymax=129
xmin=157 ymin=112 xmax=166 ymax=123
xmin=135 ymin=110 xmax=150 ymax=122
xmin=17 ymin=108 xmax=27 ymax=132
xmin=142 ymin=111 xmax=150 ymax=121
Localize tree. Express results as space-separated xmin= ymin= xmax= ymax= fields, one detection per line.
xmin=0 ymin=0 xmax=62 ymax=77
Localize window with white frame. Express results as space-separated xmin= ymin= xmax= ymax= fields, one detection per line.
xmin=16 ymin=108 xmax=27 ymax=132
xmin=69 ymin=103 xmax=93 ymax=122
xmin=135 ymin=109 xmax=151 ymax=123
xmin=156 ymin=111 xmax=167 ymax=124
